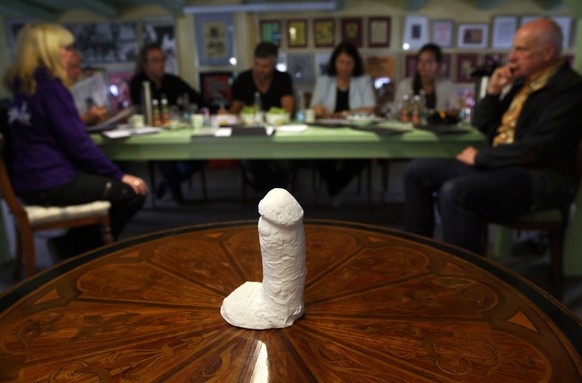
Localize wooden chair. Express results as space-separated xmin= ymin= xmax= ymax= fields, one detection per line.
xmin=483 ymin=138 xmax=582 ymax=300
xmin=0 ymin=133 xmax=113 ymax=279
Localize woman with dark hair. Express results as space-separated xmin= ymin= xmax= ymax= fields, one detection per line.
xmin=310 ymin=41 xmax=376 ymax=118
xmin=394 ymin=43 xmax=458 ymax=114
xmin=309 ymin=42 xmax=375 ymax=205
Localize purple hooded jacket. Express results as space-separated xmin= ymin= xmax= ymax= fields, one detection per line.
xmin=6 ymin=68 xmax=123 ymax=193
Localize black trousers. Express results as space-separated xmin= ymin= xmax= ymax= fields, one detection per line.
xmin=20 ymin=172 xmax=145 ymax=255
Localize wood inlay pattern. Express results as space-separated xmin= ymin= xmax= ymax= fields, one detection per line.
xmin=0 ymin=221 xmax=580 ymax=382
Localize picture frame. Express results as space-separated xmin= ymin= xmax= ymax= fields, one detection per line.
xmin=456 ymin=53 xmax=479 ymax=83
xmin=315 ymin=52 xmax=331 ymax=75
xmin=404 ymin=53 xmax=417 ymax=78
xmin=199 ymin=71 xmax=233 ymax=110
xmin=66 ymin=22 xmax=138 ymax=65
xmin=313 ymin=18 xmax=335 ymax=48
xmin=403 ymin=16 xmax=429 ymax=50
xmin=287 ymin=52 xmax=315 ymax=85
xmin=492 ymin=16 xmax=517 ymax=49
xmin=368 ymin=17 xmax=391 ymax=48
xmin=431 ymin=19 xmax=454 ymax=48
xmin=440 ymin=53 xmax=452 ymax=78
xmin=457 ymin=23 xmax=489 ymax=49
xmin=552 ymin=15 xmax=572 ymax=49
xmin=5 ymin=18 xmax=30 ymax=48
xmin=194 ymin=14 xmax=235 ymax=67
xmin=287 ymin=19 xmax=308 ymax=48
xmin=260 ymin=19 xmax=282 ymax=47
xmin=341 ymin=17 xmax=363 ymax=48
xmin=106 ymin=67 xmax=134 ymax=113
xmin=520 ymin=15 xmax=541 ymax=27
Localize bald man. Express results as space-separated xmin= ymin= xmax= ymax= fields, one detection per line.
xmin=403 ymin=18 xmax=582 ymax=254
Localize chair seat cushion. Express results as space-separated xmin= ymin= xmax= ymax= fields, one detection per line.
xmin=25 ymin=201 xmax=111 ymax=226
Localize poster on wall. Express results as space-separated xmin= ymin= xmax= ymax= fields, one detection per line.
xmin=260 ymin=20 xmax=281 ymax=46
xmin=199 ymin=71 xmax=233 ymax=110
xmin=403 ymin=16 xmax=429 ymax=50
xmin=66 ymin=22 xmax=138 ymax=65
xmin=287 ymin=53 xmax=315 ymax=85
xmin=107 ymin=67 xmax=134 ymax=112
xmin=455 ymin=53 xmax=478 ymax=83
xmin=195 ymin=14 xmax=235 ymax=67
xmin=142 ymin=17 xmax=178 ymax=74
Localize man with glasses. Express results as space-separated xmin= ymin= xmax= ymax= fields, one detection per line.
xmin=130 ymin=43 xmax=206 ymax=204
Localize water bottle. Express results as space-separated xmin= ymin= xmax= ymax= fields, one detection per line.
xmin=254 ymin=91 xmax=263 ymax=123
xmin=296 ymin=90 xmax=305 ymax=123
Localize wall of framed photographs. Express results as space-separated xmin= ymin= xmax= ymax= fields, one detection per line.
xmin=0 ymin=0 xmax=579 ymax=104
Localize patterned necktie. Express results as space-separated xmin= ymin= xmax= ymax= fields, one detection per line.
xmin=492 ymin=82 xmax=534 ymax=147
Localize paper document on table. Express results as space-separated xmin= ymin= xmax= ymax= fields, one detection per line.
xmin=276 ymin=124 xmax=308 ymax=133
xmin=215 ymin=128 xmax=232 ymax=137
xmin=101 ymin=127 xmax=162 ymax=139
xmin=86 ymin=107 xmax=134 ymax=133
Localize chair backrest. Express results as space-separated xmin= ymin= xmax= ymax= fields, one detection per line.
xmin=574 ymin=137 xmax=582 ymax=196
xmin=0 ymin=132 xmax=30 ymax=229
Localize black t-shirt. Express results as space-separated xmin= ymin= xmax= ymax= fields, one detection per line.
xmin=231 ymin=70 xmax=293 ymax=111
xmin=129 ymin=72 xmax=203 ymax=107
xmin=335 ymin=88 xmax=350 ymax=113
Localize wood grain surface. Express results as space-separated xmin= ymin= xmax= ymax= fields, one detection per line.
xmin=0 ymin=220 xmax=580 ymax=382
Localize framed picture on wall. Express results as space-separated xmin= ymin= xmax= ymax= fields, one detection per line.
xmin=287 ymin=52 xmax=315 ymax=84
xmin=431 ymin=19 xmax=453 ymax=48
xmin=368 ymin=17 xmax=391 ymax=48
xmin=457 ymin=23 xmax=488 ymax=49
xmin=5 ymin=18 xmax=30 ymax=47
xmin=520 ymin=15 xmax=540 ymax=26
xmin=66 ymin=22 xmax=138 ymax=65
xmin=313 ymin=18 xmax=335 ymax=48
xmin=315 ymin=52 xmax=331 ymax=75
xmin=456 ymin=53 xmax=478 ymax=83
xmin=260 ymin=20 xmax=281 ymax=46
xmin=492 ymin=16 xmax=517 ymax=49
xmin=341 ymin=17 xmax=363 ymax=48
xmin=287 ymin=19 xmax=308 ymax=48
xmin=440 ymin=53 xmax=452 ymax=78
xmin=199 ymin=71 xmax=233 ymax=110
xmin=106 ymin=67 xmax=134 ymax=113
xmin=403 ymin=16 xmax=429 ymax=50
xmin=552 ymin=16 xmax=572 ymax=49
xmin=404 ymin=54 xmax=417 ymax=78
xmin=195 ymin=14 xmax=235 ymax=67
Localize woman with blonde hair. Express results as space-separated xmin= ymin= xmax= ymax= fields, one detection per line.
xmin=2 ymin=22 xmax=147 ymax=259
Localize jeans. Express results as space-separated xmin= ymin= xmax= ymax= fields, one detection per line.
xmin=20 ymin=172 xmax=145 ymax=255
xmin=403 ymin=158 xmax=533 ymax=254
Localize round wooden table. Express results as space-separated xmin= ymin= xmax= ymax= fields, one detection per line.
xmin=1 ymin=220 xmax=581 ymax=382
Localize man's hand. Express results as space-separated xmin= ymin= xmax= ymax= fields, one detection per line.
xmin=487 ymin=64 xmax=517 ymax=95
xmin=82 ymin=106 xmax=108 ymax=125
xmin=456 ymin=146 xmax=478 ymax=166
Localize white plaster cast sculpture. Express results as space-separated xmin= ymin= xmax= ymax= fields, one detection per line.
xmin=221 ymin=188 xmax=306 ymax=330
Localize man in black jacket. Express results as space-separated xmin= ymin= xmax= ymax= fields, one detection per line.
xmin=403 ymin=18 xmax=582 ymax=253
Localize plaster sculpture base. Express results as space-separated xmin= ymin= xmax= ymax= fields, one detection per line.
xmin=221 ymin=188 xmax=306 ymax=330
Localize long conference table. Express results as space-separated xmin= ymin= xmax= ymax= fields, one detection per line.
xmin=1 ymin=123 xmax=580 ymax=276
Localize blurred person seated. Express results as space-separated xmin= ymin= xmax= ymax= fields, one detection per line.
xmin=130 ymin=43 xmax=207 ymax=204
xmin=309 ymin=41 xmax=376 ymax=205
xmin=230 ymin=42 xmax=295 ymax=191
xmin=403 ymin=18 xmax=582 ymax=254
xmin=68 ymin=49 xmax=109 ymax=126
xmin=2 ymin=22 xmax=147 ymax=259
